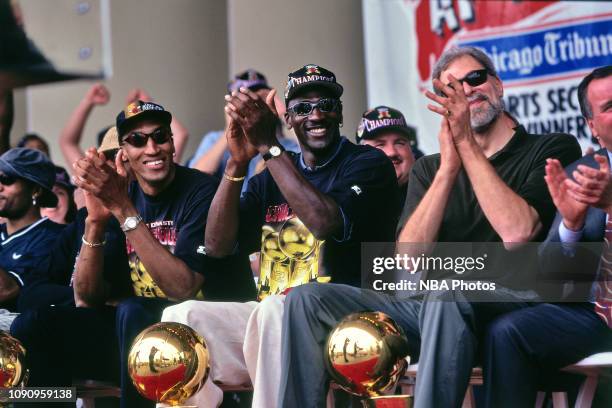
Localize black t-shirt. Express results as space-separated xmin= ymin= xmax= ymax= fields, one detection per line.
xmin=239 ymin=137 xmax=399 ymax=297
xmin=127 ymin=165 xmax=255 ymax=301
xmin=403 ymin=127 xmax=581 ymax=288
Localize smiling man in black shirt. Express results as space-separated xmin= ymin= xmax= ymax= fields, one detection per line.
xmin=11 ymin=104 xmax=255 ymax=408
xmin=161 ymin=64 xmax=399 ymax=408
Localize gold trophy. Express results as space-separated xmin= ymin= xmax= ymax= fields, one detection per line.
xmin=0 ymin=331 xmax=28 ymax=406
xmin=127 ymin=322 xmax=209 ymax=407
xmin=325 ymin=312 xmax=413 ymax=407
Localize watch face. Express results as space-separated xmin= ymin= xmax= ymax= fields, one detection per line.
xmin=126 ymin=218 xmax=137 ymax=228
xmin=270 ymin=146 xmax=281 ymax=156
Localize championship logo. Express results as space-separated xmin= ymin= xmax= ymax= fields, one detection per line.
xmin=305 ymin=64 xmax=321 ymax=75
xmin=125 ymin=102 xmax=142 ymax=118
xmin=377 ymin=107 xmax=391 ymax=119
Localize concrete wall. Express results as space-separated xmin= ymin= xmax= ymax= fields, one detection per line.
xmin=20 ymin=0 xmax=229 ymax=167
xmin=16 ymin=0 xmax=366 ymax=168
xmin=227 ymin=0 xmax=367 ymax=141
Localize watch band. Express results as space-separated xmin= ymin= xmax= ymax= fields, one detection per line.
xmin=121 ymin=214 xmax=143 ymax=232
xmin=262 ymin=145 xmax=285 ymax=161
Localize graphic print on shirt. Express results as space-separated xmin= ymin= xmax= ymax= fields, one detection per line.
xmin=258 ymin=203 xmax=324 ymax=301
xmin=125 ymin=220 xmax=175 ymax=297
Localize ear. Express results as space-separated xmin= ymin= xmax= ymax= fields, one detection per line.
xmin=492 ymin=75 xmax=504 ymax=98
xmin=586 ymin=117 xmax=597 ymax=138
xmin=284 ymin=111 xmax=292 ymax=129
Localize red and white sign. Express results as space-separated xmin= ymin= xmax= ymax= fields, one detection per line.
xmin=363 ymin=0 xmax=612 ymax=153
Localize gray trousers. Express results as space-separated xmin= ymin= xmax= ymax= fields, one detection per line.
xmin=278 ymin=282 xmax=535 ymax=408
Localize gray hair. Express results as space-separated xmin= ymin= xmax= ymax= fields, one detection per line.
xmin=431 ymin=46 xmax=498 ymax=81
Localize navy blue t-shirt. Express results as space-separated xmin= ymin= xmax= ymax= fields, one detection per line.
xmin=20 ymin=208 xmax=131 ymax=311
xmin=239 ymin=137 xmax=399 ymax=296
xmin=0 ymin=218 xmax=64 ymax=310
xmin=24 ymin=166 xmax=256 ymax=307
xmin=127 ymin=165 xmax=255 ymax=301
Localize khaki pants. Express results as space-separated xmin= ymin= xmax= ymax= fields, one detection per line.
xmin=160 ymin=295 xmax=285 ymax=408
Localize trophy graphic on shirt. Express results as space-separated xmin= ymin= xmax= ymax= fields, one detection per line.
xmin=258 ymin=217 xmax=322 ymax=300
xmin=325 ymin=312 xmax=413 ymax=407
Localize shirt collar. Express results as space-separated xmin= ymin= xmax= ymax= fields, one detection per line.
xmin=299 ymin=136 xmax=346 ymax=172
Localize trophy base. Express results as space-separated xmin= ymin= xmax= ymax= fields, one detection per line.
xmin=362 ymin=395 xmax=413 ymax=408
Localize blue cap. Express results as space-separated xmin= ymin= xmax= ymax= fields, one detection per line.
xmin=0 ymin=148 xmax=58 ymax=207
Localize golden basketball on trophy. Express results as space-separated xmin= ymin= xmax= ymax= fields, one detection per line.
xmin=325 ymin=312 xmax=413 ymax=407
xmin=127 ymin=322 xmax=209 ymax=407
xmin=0 ymin=331 xmax=28 ymax=388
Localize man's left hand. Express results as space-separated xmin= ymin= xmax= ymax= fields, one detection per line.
xmin=565 ymin=154 xmax=612 ymax=213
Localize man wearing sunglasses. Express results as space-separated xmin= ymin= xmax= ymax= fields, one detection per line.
xmin=277 ymin=47 xmax=582 ymax=408
xmin=161 ymin=64 xmax=399 ymax=407
xmin=0 ymin=148 xmax=64 ymax=330
xmin=10 ymin=101 xmax=256 ymax=408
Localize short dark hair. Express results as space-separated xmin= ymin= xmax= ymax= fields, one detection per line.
xmin=577 ymin=65 xmax=612 ymax=119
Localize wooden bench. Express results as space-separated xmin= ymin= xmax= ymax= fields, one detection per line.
xmin=74 ymin=380 xmax=120 ymax=408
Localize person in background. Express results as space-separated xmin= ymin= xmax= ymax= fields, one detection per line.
xmin=356 ymin=105 xmax=415 ymax=208
xmin=40 ymin=166 xmax=77 ymax=225
xmin=0 ymin=148 xmax=63 ymax=330
xmin=17 ymin=133 xmax=49 ymax=157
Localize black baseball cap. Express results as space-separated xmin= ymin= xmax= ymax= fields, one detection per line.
xmin=228 ymin=69 xmax=270 ymax=93
xmin=0 ymin=148 xmax=57 ymax=207
xmin=356 ymin=106 xmax=416 ymax=145
xmin=115 ymin=100 xmax=172 ymax=138
xmin=284 ymin=64 xmax=343 ymax=104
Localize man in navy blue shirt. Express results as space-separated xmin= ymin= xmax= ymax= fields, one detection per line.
xmin=0 ymin=148 xmax=63 ymax=328
xmin=11 ymin=104 xmax=255 ymax=408
xmin=162 ymin=64 xmax=399 ymax=407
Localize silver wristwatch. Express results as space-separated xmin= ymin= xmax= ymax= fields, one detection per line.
xmin=121 ymin=215 xmax=143 ymax=232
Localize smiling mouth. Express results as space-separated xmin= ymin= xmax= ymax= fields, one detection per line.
xmin=144 ymin=159 xmax=164 ymax=169
xmin=306 ymin=127 xmax=328 ymax=136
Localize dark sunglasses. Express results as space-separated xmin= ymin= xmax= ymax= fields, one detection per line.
xmin=287 ymin=98 xmax=339 ymax=116
xmin=122 ymin=128 xmax=172 ymax=148
xmin=0 ymin=173 xmax=17 ymax=186
xmin=438 ymin=69 xmax=490 ymax=96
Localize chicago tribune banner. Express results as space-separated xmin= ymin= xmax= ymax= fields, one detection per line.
xmin=362 ymin=0 xmax=612 ymax=154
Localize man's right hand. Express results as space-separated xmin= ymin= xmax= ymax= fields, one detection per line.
xmin=544 ymin=158 xmax=588 ymax=231
xmin=85 ymin=84 xmax=110 ymax=106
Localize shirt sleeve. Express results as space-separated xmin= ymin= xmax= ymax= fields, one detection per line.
xmin=172 ymin=177 xmax=219 ymax=276
xmin=400 ymin=156 xmax=437 ymax=227
xmin=517 ymin=134 xmax=581 ymax=233
xmin=324 ymin=147 xmax=399 ymax=242
xmin=186 ymin=131 xmax=223 ymax=168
